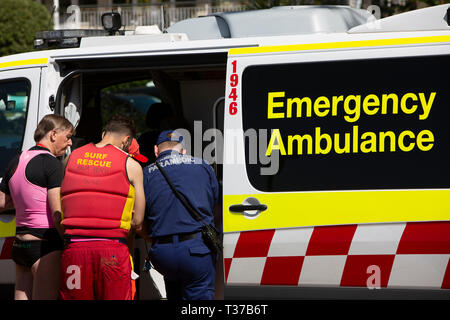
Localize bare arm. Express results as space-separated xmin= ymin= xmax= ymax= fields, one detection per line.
xmin=127 ymin=158 xmax=145 ymax=233
xmin=0 ymin=191 xmax=14 ymax=213
xmin=47 ymin=187 xmax=64 ymax=238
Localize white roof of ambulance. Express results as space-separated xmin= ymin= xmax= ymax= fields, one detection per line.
xmin=0 ymin=5 xmax=449 ymax=67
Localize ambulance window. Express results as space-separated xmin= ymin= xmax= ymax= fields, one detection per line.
xmin=0 ymin=79 xmax=30 ymax=177
xmin=99 ymin=79 xmax=161 ymax=134
xmin=70 ymin=77 xmax=161 ymax=150
xmin=242 ymin=55 xmax=450 ymax=192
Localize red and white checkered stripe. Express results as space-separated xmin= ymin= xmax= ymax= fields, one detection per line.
xmin=0 ymin=237 xmax=14 ymax=260
xmin=224 ymin=222 xmax=450 ymax=289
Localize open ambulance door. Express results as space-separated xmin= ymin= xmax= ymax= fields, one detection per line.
xmin=0 ymin=66 xmax=43 ymax=291
xmin=222 ymin=36 xmax=450 ymax=299
xmin=54 ymin=51 xmax=228 ymax=299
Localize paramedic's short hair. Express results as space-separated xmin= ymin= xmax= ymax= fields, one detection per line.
xmin=104 ymin=113 xmax=137 ymax=138
xmin=34 ymin=114 xmax=74 ymax=142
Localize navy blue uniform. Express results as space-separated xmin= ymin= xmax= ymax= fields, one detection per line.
xmin=143 ymin=150 xmax=219 ymax=300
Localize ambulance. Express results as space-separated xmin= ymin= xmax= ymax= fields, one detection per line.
xmin=0 ymin=4 xmax=449 ymax=299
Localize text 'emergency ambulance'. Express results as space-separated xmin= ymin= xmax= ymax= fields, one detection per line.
xmin=265 ymin=91 xmax=437 ymax=156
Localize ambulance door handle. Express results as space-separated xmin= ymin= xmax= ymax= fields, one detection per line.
xmin=228 ymin=197 xmax=267 ymax=219
xmin=229 ymin=204 xmax=267 ymax=212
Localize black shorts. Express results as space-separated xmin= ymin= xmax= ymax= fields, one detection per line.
xmin=12 ymin=238 xmax=64 ymax=268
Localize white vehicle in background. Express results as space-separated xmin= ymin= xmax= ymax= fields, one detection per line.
xmin=1 ymin=4 xmax=450 ymax=299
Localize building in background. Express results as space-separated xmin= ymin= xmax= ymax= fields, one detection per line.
xmin=36 ymin=0 xmax=247 ymax=29
xmin=34 ymin=0 xmax=437 ymax=30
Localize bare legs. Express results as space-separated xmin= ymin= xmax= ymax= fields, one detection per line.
xmin=14 ymin=250 xmax=61 ymax=300
xmin=15 ymin=264 xmax=33 ymax=299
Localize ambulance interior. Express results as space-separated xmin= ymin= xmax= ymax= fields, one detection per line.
xmin=57 ymin=59 xmax=227 ymax=299
xmin=58 ymin=59 xmax=226 ymax=177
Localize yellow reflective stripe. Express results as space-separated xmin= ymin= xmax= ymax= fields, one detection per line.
xmin=0 ymin=217 xmax=16 ymax=237
xmin=0 ymin=58 xmax=48 ymax=69
xmin=120 ymin=184 xmax=135 ymax=230
xmin=60 ymin=194 xmax=64 ymax=220
xmin=229 ymin=35 xmax=450 ymax=55
xmin=129 ymin=254 xmax=134 ymax=271
xmin=223 ymin=189 xmax=450 ymax=233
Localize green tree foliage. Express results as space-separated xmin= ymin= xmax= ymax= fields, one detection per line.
xmin=247 ymin=0 xmax=290 ymax=9
xmin=0 ymin=0 xmax=52 ymax=57
xmin=370 ymin=0 xmax=449 ymax=18
xmin=420 ymin=0 xmax=450 ymax=5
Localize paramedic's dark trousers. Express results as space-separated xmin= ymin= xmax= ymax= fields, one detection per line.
xmin=148 ymin=232 xmax=215 ymax=300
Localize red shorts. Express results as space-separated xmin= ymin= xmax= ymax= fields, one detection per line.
xmin=59 ymin=240 xmax=132 ymax=300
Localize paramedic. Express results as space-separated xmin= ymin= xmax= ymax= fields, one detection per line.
xmin=143 ymin=130 xmax=219 ymax=300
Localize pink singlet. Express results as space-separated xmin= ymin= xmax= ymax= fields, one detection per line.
xmin=9 ymin=150 xmax=55 ymax=229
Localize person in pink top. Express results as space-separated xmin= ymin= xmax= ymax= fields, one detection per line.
xmin=0 ymin=114 xmax=74 ymax=300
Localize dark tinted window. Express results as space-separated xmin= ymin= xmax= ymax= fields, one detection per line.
xmin=0 ymin=79 xmax=30 ymax=177
xmin=242 ymin=55 xmax=450 ymax=192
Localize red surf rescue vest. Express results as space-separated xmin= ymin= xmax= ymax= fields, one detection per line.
xmin=61 ymin=143 xmax=134 ymax=238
